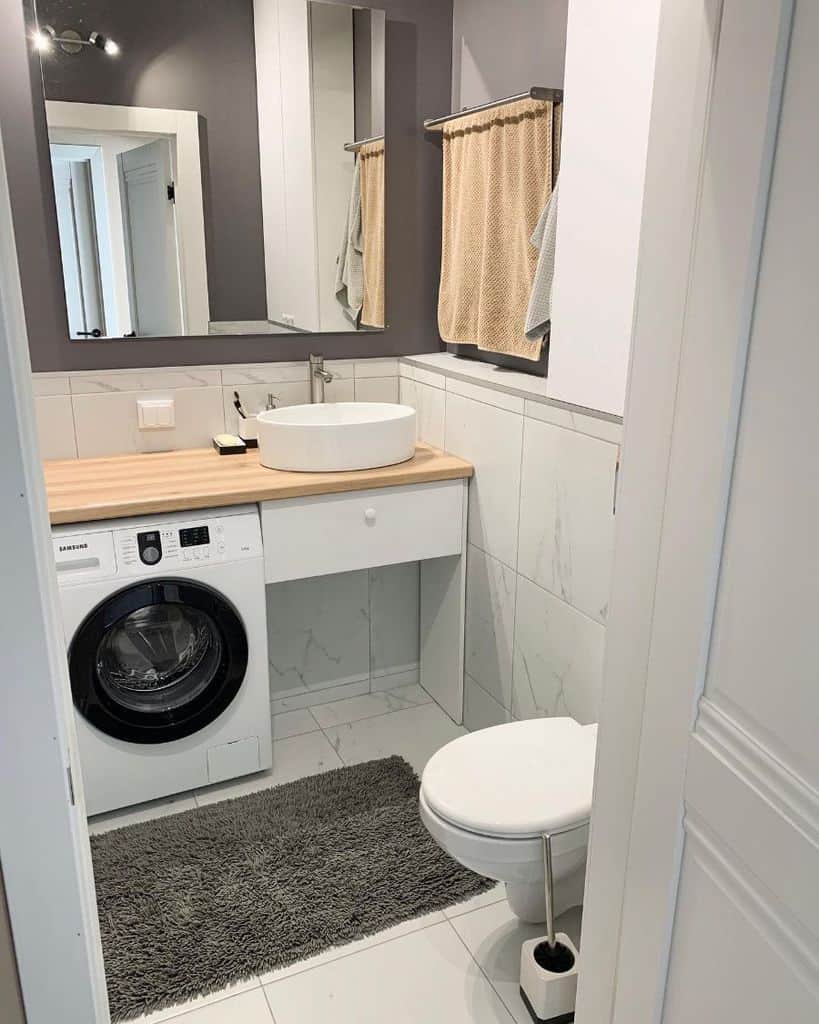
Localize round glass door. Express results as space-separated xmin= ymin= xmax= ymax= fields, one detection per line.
xmin=69 ymin=580 xmax=248 ymax=744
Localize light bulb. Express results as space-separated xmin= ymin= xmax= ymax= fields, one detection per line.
xmin=104 ymin=38 xmax=120 ymax=56
xmin=33 ymin=30 xmax=52 ymax=53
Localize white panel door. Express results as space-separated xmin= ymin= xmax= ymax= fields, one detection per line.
xmin=119 ymin=139 xmax=184 ymax=337
xmin=662 ymin=2 xmax=819 ymax=1016
xmin=585 ymin=1 xmax=819 ymax=1021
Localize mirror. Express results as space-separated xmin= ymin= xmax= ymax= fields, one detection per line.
xmin=33 ymin=0 xmax=386 ymax=340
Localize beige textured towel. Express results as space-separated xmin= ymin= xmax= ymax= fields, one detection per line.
xmin=438 ymin=98 xmax=557 ymax=360
xmin=359 ymin=140 xmax=385 ymax=329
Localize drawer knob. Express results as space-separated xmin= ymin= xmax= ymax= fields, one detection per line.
xmin=364 ymin=507 xmax=377 ymax=525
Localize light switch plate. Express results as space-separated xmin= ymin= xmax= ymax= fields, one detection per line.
xmin=137 ymin=398 xmax=175 ymax=430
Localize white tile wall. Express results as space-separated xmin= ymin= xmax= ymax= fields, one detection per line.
xmin=401 ymin=358 xmax=622 ymax=731
xmin=31 ymin=358 xmax=400 ymax=461
xmin=517 ymin=417 xmax=618 ymax=624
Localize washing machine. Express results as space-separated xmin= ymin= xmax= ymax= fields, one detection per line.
xmin=53 ymin=505 xmax=273 ymax=817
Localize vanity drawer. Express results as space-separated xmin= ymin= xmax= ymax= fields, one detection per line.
xmin=261 ymin=479 xmax=465 ymax=583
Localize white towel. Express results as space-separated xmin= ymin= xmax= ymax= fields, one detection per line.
xmin=525 ymin=177 xmax=559 ymax=341
xmin=334 ymin=157 xmax=364 ymax=324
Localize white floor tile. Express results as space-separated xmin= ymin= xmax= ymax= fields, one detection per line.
xmin=450 ymin=901 xmax=583 ymax=1024
xmin=194 ymin=732 xmax=343 ymax=807
xmin=88 ymin=791 xmax=197 ymax=835
xmin=271 ymin=678 xmax=370 ymax=714
xmin=322 ymin=703 xmax=466 ymax=774
xmin=263 ymin=922 xmax=514 ymax=1023
xmin=258 ymin=910 xmax=445 ymax=985
xmin=443 ymin=883 xmax=507 ymax=920
xmin=132 ymin=978 xmax=263 ymax=1024
xmin=271 ymin=707 xmax=318 ymax=740
xmin=310 ymin=684 xmax=430 ymax=729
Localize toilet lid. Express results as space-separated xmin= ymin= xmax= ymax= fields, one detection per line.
xmin=421 ymin=718 xmax=597 ymax=838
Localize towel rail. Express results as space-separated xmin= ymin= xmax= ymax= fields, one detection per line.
xmin=343 ymin=134 xmax=385 ymax=153
xmin=423 ymin=86 xmax=563 ymax=131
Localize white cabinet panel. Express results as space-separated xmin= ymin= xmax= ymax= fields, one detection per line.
xmin=262 ymin=481 xmax=464 ymax=583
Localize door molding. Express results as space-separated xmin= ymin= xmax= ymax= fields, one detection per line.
xmin=575 ymin=0 xmax=795 ymax=1021
xmin=0 ymin=125 xmax=109 ymax=1020
xmin=46 ymin=100 xmax=210 ymax=335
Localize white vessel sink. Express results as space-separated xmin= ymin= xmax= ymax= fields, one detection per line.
xmin=256 ymin=402 xmax=417 ymax=472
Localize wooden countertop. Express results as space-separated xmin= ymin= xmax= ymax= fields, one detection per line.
xmin=45 ymin=443 xmax=473 ymax=525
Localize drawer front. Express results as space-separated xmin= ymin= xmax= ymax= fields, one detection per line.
xmin=262 ymin=480 xmax=465 ymax=583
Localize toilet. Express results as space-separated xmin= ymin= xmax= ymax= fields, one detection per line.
xmin=420 ymin=717 xmax=597 ymax=923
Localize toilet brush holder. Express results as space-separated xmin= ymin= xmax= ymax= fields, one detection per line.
xmin=519 ymin=931 xmax=579 ymax=1023
xmin=519 ymin=825 xmax=586 ymax=1023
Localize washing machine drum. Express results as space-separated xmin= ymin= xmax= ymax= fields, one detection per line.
xmin=69 ymin=579 xmax=248 ymax=744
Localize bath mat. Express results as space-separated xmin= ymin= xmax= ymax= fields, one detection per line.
xmin=90 ymin=756 xmax=493 ymax=1021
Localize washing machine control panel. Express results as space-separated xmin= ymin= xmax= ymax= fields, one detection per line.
xmin=137 ymin=531 xmax=163 ymax=565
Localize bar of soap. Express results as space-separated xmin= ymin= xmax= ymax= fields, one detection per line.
xmin=212 ymin=434 xmax=247 ymax=455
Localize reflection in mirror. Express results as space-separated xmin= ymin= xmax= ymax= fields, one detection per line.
xmin=34 ymin=0 xmax=386 ymax=340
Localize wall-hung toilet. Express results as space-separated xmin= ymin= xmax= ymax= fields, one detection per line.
xmin=420 ymin=717 xmax=597 ymax=923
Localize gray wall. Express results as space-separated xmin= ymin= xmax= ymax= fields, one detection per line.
xmin=4 ymin=0 xmax=453 ymax=371
xmin=452 ymin=0 xmax=568 ymax=108
xmin=38 ymin=0 xmax=267 ymax=324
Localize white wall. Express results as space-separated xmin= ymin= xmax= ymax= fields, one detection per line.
xmin=547 ymin=0 xmax=662 ymax=415
xmin=310 ymin=2 xmax=356 ymax=333
xmin=400 ymin=357 xmax=620 ymax=730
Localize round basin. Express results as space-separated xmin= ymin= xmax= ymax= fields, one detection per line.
xmin=257 ymin=402 xmax=417 ymax=472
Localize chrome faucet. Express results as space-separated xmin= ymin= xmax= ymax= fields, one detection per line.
xmin=309 ymin=353 xmax=334 ymax=403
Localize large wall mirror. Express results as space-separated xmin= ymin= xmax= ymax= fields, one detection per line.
xmin=33 ymin=0 xmax=386 ymax=341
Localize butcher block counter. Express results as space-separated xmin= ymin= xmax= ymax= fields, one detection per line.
xmin=44 ymin=442 xmax=473 ymax=525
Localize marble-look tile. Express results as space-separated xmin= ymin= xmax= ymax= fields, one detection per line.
xmin=87 ymin=791 xmax=197 ymax=835
xmin=442 ymin=883 xmax=507 ymax=920
xmin=322 ymin=703 xmax=465 ymax=774
xmin=271 ymin=708 xmax=319 ymax=740
xmin=31 ymin=373 xmax=70 ymax=396
xmin=370 ymin=666 xmax=420 ymax=692
xmin=464 ymin=675 xmax=511 ymax=733
xmin=72 ymin=387 xmax=225 ymax=458
xmin=353 ymin=357 xmax=399 ymax=378
xmin=259 ymin=911 xmax=445 ymax=985
xmin=222 ymin=381 xmax=311 ymax=433
xmin=266 ymin=572 xmax=370 ymax=697
xmin=34 ymin=395 xmax=77 ymax=459
xmin=445 ymin=392 xmax=523 ymax=570
xmin=512 ymin=576 xmax=605 ymax=725
xmin=399 ymin=377 xmax=445 ymax=449
xmin=524 ymin=398 xmax=623 ymax=444
xmin=369 ymin=562 xmax=419 ymax=679
xmin=69 ymin=368 xmax=221 ymax=394
xmin=354 ymin=376 xmax=399 ymax=403
xmin=270 ymin=678 xmax=370 ymax=714
xmin=518 ymin=418 xmax=617 ymax=624
xmin=263 ymin=921 xmax=514 ymax=1024
xmin=465 ymin=545 xmax=516 ymax=707
xmin=446 ymin=376 xmax=525 ymax=414
xmin=131 ymin=979 xmax=264 ymax=1024
xmin=194 ymin=732 xmax=343 ymax=807
xmin=310 ymin=684 xmax=430 ymax=729
xmin=450 ymin=901 xmax=557 ymax=1024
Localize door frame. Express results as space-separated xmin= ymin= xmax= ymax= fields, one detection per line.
xmin=0 ymin=126 xmax=109 ymax=1019
xmin=46 ymin=100 xmax=210 ymax=336
xmin=575 ymin=1 xmax=794 ymax=1021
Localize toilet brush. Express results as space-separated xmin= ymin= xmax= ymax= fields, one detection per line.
xmin=519 ymin=827 xmax=583 ymax=1024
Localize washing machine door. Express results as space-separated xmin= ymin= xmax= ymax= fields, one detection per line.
xmin=68 ymin=579 xmax=248 ymax=744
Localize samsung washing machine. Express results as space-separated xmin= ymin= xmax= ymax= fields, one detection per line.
xmin=53 ymin=505 xmax=273 ymax=816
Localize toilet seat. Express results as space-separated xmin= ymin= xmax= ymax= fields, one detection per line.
xmin=421 ymin=718 xmax=597 ymax=840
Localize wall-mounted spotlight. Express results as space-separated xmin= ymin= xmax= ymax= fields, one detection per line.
xmin=35 ymin=25 xmax=120 ymax=57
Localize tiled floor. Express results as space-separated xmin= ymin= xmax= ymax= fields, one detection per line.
xmin=89 ymin=688 xmax=573 ymax=1024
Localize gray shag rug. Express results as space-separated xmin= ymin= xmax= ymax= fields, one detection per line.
xmin=91 ymin=755 xmax=493 ymax=1021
